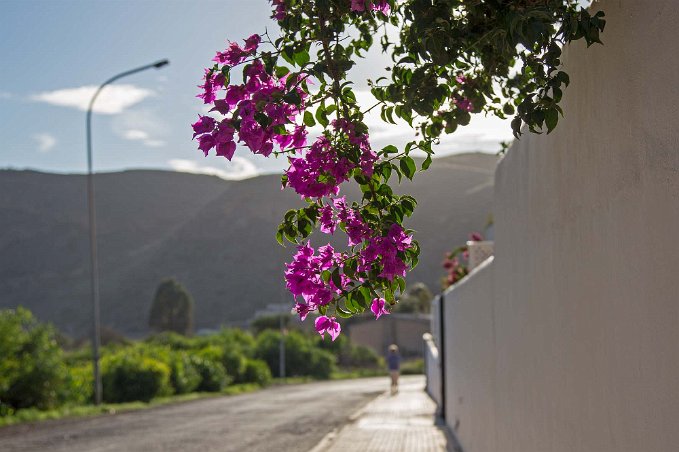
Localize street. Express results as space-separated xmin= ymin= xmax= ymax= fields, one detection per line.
xmin=0 ymin=377 xmax=388 ymax=452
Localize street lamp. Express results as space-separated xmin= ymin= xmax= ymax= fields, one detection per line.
xmin=86 ymin=59 xmax=169 ymax=405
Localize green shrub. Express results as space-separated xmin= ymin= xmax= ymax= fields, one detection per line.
xmin=0 ymin=307 xmax=71 ymax=412
xmin=255 ymin=330 xmax=336 ymax=379
xmin=242 ymin=359 xmax=272 ymax=386
xmin=307 ymin=348 xmax=336 ymax=379
xmin=67 ymin=363 xmax=93 ymax=405
xmin=101 ymin=353 xmax=172 ymax=403
xmin=345 ymin=345 xmax=383 ymax=369
xmin=314 ymin=334 xmax=382 ymax=369
xmin=169 ymin=352 xmax=201 ymax=394
xmin=191 ymin=358 xmax=228 ymax=392
xmin=192 ymin=347 xmax=230 ymax=392
xmin=222 ymin=348 xmax=246 ymax=382
xmin=214 ymin=328 xmax=256 ymax=357
xmin=146 ymin=331 xmax=197 ymax=350
xmin=400 ymin=358 xmax=424 ymax=375
xmin=314 ymin=333 xmax=348 ymax=354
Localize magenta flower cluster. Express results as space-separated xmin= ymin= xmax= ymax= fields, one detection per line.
xmin=442 ymin=232 xmax=483 ymax=287
xmin=285 ymin=243 xmax=345 ymax=320
xmin=194 ymin=3 xmax=411 ymax=341
xmin=315 ymin=316 xmax=341 ymax=341
xmin=284 ymin=120 xmax=377 ymax=199
xmin=192 ymin=34 xmax=309 ymax=161
xmin=350 ymin=0 xmax=391 ymax=15
xmin=271 ymin=0 xmax=286 ymax=21
xmin=285 ymin=204 xmax=413 ymax=340
xmin=453 ymin=74 xmax=474 ymax=112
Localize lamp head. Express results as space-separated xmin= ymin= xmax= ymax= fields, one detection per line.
xmin=153 ymin=59 xmax=170 ymax=69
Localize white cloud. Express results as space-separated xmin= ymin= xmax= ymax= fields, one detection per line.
xmin=112 ymin=109 xmax=167 ymax=148
xmin=34 ymin=133 xmax=57 ymax=153
xmin=318 ymin=89 xmax=514 ymax=156
xmin=31 ymin=84 xmax=154 ymax=114
xmin=169 ymin=158 xmax=259 ymax=180
xmin=122 ymin=129 xmax=149 ymax=140
xmin=0 ymin=91 xmax=11 ymax=99
xmin=121 ymin=128 xmax=165 ymax=147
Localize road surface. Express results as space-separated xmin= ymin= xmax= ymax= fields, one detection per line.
xmin=0 ymin=377 xmax=388 ymax=452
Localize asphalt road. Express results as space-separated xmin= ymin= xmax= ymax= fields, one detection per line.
xmin=0 ymin=377 xmax=388 ymax=452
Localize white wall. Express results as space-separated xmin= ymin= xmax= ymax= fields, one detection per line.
xmin=437 ymin=1 xmax=679 ymax=450
xmin=423 ymin=332 xmax=442 ymax=407
xmin=444 ymin=258 xmax=496 ymax=452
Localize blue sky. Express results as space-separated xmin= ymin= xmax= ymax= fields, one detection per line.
xmin=0 ymin=0 xmax=513 ymax=180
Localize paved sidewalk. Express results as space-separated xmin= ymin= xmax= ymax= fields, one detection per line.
xmin=311 ymin=376 xmax=449 ymax=452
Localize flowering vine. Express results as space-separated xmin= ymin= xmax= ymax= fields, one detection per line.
xmin=441 ymin=232 xmax=483 ymax=289
xmin=192 ymin=0 xmax=605 ymax=340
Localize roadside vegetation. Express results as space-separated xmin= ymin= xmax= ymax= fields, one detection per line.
xmin=0 ymin=307 xmax=387 ymax=427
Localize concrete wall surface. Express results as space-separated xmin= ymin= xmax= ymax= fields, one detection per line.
xmin=436 ymin=1 xmax=679 ymax=451
xmin=444 ymin=258 xmax=496 ymax=452
xmin=347 ymin=313 xmax=431 ymax=357
xmin=423 ymin=333 xmax=442 ymax=407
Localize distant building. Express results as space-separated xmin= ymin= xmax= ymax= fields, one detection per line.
xmin=346 ymin=313 xmax=431 ymax=358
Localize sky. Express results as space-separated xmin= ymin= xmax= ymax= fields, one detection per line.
xmin=0 ymin=0 xmax=514 ymax=180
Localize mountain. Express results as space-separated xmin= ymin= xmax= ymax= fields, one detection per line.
xmin=0 ymin=153 xmax=497 ymax=336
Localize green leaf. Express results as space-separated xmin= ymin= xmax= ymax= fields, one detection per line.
xmin=396 ymin=276 xmax=406 ymax=294
xmin=358 ymin=286 xmax=372 ymax=309
xmin=422 ymin=154 xmax=432 ymax=170
xmin=303 ymin=111 xmax=316 ymax=127
xmin=345 ymin=295 xmax=359 ymax=313
xmin=283 ymin=90 xmax=302 ymax=106
xmin=275 ymin=66 xmax=290 ymax=79
xmin=336 ymin=306 xmax=353 ymax=318
xmin=399 ymin=156 xmax=416 ymax=180
xmin=511 ymin=117 xmax=522 ymax=138
xmin=382 ymin=144 xmax=398 ymax=155
xmin=293 ymin=49 xmax=310 ymax=67
xmin=331 ymin=269 xmax=342 ymax=290
xmin=545 ymin=108 xmax=558 ymax=133
xmin=315 ymin=105 xmax=329 ymax=128
xmin=281 ymin=46 xmax=295 ymax=66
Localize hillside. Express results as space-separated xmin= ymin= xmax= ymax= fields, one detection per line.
xmin=0 ymin=153 xmax=497 ymax=336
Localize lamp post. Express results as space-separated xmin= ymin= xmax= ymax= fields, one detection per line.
xmin=86 ymin=59 xmax=169 ymax=405
xmin=279 ymin=312 xmax=286 ymax=380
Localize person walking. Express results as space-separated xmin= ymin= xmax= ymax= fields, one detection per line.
xmin=387 ymin=344 xmax=401 ymax=395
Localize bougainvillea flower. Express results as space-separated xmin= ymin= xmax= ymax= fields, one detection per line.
xmin=197 ymin=134 xmax=216 ymax=156
xmin=319 ymin=204 xmax=336 ymax=234
xmin=350 ymin=0 xmax=390 ymax=14
xmin=351 ymin=0 xmax=366 ymax=12
xmin=315 ymin=316 xmax=341 ymax=341
xmin=455 ymin=97 xmax=474 ymax=112
xmin=294 ymin=302 xmax=313 ymax=321
xmin=271 ymin=0 xmax=286 ymax=20
xmin=370 ymin=297 xmax=389 ymax=320
xmin=192 ymin=115 xmax=216 ymax=137
xmin=469 ymin=232 xmax=483 ymax=242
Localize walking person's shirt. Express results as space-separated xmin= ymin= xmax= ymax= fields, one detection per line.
xmin=387 ymin=352 xmax=400 ymax=371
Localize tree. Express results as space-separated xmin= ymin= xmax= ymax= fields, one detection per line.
xmin=191 ymin=0 xmax=605 ymax=338
xmin=148 ymin=279 xmax=194 ymax=336
xmin=394 ymin=282 xmax=433 ymax=314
